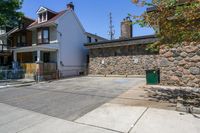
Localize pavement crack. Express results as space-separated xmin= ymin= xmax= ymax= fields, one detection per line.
xmin=74 ymin=121 xmax=124 ymax=133
xmin=127 ymin=107 xmax=148 ymax=133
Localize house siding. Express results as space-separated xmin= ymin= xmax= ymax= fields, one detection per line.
xmin=57 ymin=11 xmax=87 ymax=77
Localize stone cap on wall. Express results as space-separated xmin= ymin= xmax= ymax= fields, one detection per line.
xmin=85 ymin=35 xmax=158 ymax=49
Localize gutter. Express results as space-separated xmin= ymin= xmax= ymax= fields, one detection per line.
xmin=85 ymin=35 xmax=157 ymax=46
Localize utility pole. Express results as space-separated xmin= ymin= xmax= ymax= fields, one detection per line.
xmin=108 ymin=12 xmax=115 ymax=40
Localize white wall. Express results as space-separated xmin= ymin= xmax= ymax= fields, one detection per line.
xmin=56 ymin=11 xmax=87 ymax=77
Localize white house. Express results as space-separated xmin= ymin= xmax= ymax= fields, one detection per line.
xmin=12 ymin=2 xmax=106 ymax=79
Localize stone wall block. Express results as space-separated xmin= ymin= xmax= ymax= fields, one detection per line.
xmin=180 ymin=52 xmax=187 ymax=58
xmin=185 ymin=46 xmax=198 ymax=53
xmin=160 ymin=58 xmax=170 ymax=67
xmin=189 ymin=67 xmax=200 ymax=75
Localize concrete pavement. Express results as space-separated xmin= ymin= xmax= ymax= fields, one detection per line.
xmin=1 ymin=102 xmax=200 ymax=133
xmin=0 ymin=103 xmax=116 ymax=133
xmin=0 ymin=77 xmax=145 ymax=121
xmin=76 ymin=103 xmax=200 ymax=133
xmin=1 ymin=77 xmax=200 ymax=133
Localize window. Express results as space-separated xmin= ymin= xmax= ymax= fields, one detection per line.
xmin=37 ymin=28 xmax=49 ymax=44
xmin=95 ymin=39 xmax=98 ymax=42
xmin=17 ymin=34 xmax=26 ymax=47
xmin=43 ymin=29 xmax=49 ymax=43
xmin=18 ymin=22 xmax=24 ymax=29
xmin=87 ymin=36 xmax=91 ymax=43
xmin=21 ymin=35 xmax=26 ymax=43
xmin=37 ymin=30 xmax=42 ymax=44
xmin=0 ymin=27 xmax=6 ymax=35
xmin=17 ymin=36 xmax=20 ymax=44
xmin=43 ymin=52 xmax=50 ymax=63
xmin=38 ymin=12 xmax=47 ymax=23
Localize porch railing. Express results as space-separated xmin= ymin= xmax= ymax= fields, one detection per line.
xmin=0 ymin=44 xmax=9 ymax=52
xmin=0 ymin=69 xmax=25 ymax=80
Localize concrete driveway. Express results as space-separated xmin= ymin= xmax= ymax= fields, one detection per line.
xmin=0 ymin=77 xmax=145 ymax=121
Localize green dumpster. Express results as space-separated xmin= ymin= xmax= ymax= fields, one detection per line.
xmin=146 ymin=70 xmax=160 ymax=85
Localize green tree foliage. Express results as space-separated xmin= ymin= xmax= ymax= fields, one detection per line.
xmin=0 ymin=0 xmax=23 ymax=27
xmin=131 ymin=0 xmax=200 ymax=50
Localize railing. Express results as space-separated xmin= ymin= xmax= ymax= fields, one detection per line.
xmin=0 ymin=69 xmax=25 ymax=80
xmin=0 ymin=44 xmax=9 ymax=52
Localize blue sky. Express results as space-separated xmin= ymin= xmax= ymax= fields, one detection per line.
xmin=21 ymin=0 xmax=155 ymax=39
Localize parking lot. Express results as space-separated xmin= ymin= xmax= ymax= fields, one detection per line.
xmin=0 ymin=77 xmax=145 ymax=121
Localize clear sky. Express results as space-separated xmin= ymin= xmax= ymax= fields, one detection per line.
xmin=20 ymin=0 xmax=155 ymax=39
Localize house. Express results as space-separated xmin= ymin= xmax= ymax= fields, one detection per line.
xmin=11 ymin=2 xmax=106 ymax=80
xmin=0 ymin=26 xmax=14 ymax=67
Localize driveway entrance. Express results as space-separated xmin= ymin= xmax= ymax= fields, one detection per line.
xmin=0 ymin=77 xmax=145 ymax=121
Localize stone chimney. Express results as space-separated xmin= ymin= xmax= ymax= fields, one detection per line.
xmin=67 ymin=2 xmax=74 ymax=11
xmin=120 ymin=17 xmax=133 ymax=39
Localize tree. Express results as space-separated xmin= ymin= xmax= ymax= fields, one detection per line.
xmin=130 ymin=0 xmax=200 ymax=50
xmin=0 ymin=0 xmax=24 ymax=27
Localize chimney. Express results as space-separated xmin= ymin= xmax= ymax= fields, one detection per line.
xmin=67 ymin=2 xmax=74 ymax=11
xmin=120 ymin=17 xmax=133 ymax=39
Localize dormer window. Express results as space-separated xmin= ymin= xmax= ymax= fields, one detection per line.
xmin=36 ymin=6 xmax=57 ymax=24
xmin=38 ymin=12 xmax=47 ymax=23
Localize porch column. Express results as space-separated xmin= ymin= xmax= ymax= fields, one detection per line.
xmin=37 ymin=50 xmax=41 ymax=62
xmin=36 ymin=50 xmax=42 ymax=82
xmin=13 ymin=51 xmax=17 ymax=62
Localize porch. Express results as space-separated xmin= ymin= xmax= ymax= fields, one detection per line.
xmin=12 ymin=45 xmax=59 ymax=80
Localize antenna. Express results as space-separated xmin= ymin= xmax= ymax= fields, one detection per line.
xmin=108 ymin=12 xmax=115 ymax=40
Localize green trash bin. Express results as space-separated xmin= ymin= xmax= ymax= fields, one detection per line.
xmin=146 ymin=69 xmax=160 ymax=85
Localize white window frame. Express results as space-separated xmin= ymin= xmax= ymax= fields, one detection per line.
xmin=38 ymin=12 xmax=47 ymax=23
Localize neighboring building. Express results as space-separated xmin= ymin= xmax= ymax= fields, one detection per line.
xmin=85 ymin=17 xmax=158 ymax=76
xmin=11 ymin=2 xmax=106 ymax=79
xmin=0 ymin=26 xmax=14 ymax=67
xmin=85 ymin=9 xmax=200 ymax=88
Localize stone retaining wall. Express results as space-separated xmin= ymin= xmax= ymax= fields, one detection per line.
xmin=88 ymin=42 xmax=200 ymax=88
xmin=159 ymin=42 xmax=200 ymax=88
xmin=89 ymin=45 xmax=158 ymax=75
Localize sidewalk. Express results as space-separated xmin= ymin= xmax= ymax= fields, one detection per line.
xmin=0 ymin=79 xmax=35 ymax=89
xmin=0 ymin=103 xmax=116 ymax=133
xmin=0 ymin=102 xmax=200 ymax=133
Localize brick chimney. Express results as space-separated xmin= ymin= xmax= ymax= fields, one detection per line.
xmin=67 ymin=2 xmax=74 ymax=11
xmin=120 ymin=17 xmax=133 ymax=39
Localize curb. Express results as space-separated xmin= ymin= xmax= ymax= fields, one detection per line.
xmin=0 ymin=82 xmax=36 ymax=89
xmin=88 ymin=75 xmax=145 ymax=78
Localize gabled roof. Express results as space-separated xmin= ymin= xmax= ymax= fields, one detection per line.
xmin=85 ymin=32 xmax=107 ymax=41
xmin=28 ymin=10 xmax=67 ymax=29
xmin=36 ymin=6 xmax=57 ymax=14
xmin=0 ymin=16 xmax=34 ymax=38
